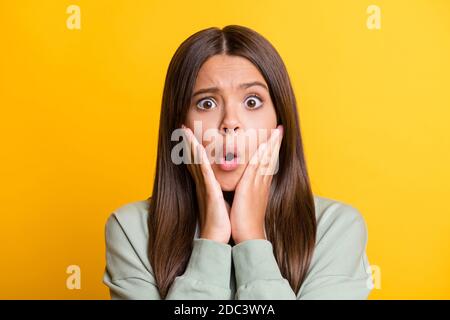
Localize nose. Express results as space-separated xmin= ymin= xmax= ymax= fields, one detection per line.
xmin=219 ymin=106 xmax=241 ymax=135
xmin=222 ymin=126 xmax=239 ymax=134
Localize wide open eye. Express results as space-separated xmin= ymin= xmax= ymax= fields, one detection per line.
xmin=244 ymin=95 xmax=263 ymax=110
xmin=196 ymin=98 xmax=217 ymax=110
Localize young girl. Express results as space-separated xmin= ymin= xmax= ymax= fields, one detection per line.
xmin=103 ymin=25 xmax=373 ymax=300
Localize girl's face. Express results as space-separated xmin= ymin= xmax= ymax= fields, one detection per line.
xmin=185 ymin=54 xmax=278 ymax=191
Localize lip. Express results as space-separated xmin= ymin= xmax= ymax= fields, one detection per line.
xmin=218 ymin=155 xmax=240 ymax=171
xmin=218 ymin=141 xmax=240 ymax=171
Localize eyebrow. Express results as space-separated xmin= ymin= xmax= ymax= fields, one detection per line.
xmin=192 ymin=81 xmax=269 ymax=97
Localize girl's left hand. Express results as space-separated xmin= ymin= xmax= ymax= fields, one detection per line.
xmin=230 ymin=124 xmax=284 ymax=245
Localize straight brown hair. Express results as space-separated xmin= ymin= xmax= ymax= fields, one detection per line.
xmin=148 ymin=25 xmax=316 ymax=298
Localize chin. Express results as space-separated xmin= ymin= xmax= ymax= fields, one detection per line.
xmin=213 ymin=168 xmax=243 ymax=191
xmin=219 ymin=180 xmax=237 ymax=191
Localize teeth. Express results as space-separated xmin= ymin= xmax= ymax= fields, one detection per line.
xmin=225 ymin=152 xmax=235 ymax=161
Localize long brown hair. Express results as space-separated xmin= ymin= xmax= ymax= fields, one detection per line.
xmin=148 ymin=25 xmax=316 ymax=298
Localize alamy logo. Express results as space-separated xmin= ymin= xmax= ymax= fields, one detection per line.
xmin=66 ymin=265 xmax=81 ymax=290
xmin=367 ymin=5 xmax=381 ymax=30
xmin=66 ymin=5 xmax=81 ymax=30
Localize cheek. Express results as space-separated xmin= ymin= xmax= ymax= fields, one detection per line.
xmin=240 ymin=108 xmax=277 ymax=159
xmin=259 ymin=105 xmax=278 ymax=128
xmin=185 ymin=112 xmax=217 ymax=145
xmin=242 ymin=103 xmax=277 ymax=130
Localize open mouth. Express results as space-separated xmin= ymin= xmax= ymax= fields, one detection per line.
xmin=218 ymin=147 xmax=240 ymax=171
xmin=216 ymin=139 xmax=241 ymax=171
xmin=224 ymin=152 xmax=237 ymax=162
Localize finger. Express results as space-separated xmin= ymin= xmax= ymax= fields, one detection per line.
xmin=182 ymin=126 xmax=202 ymax=183
xmin=259 ymin=126 xmax=283 ymax=176
xmin=249 ymin=138 xmax=268 ymax=166
xmin=197 ymin=141 xmax=221 ymax=191
xmin=262 ymin=138 xmax=282 ymax=179
xmin=185 ymin=127 xmax=202 ymax=164
xmin=267 ymin=125 xmax=283 ymax=175
xmin=260 ymin=128 xmax=280 ymax=165
xmin=185 ymin=126 xmax=208 ymax=167
xmin=183 ymin=125 xmax=218 ymax=191
xmin=251 ymin=125 xmax=283 ymax=167
xmin=181 ymin=125 xmax=193 ymax=169
xmin=241 ymin=140 xmax=267 ymax=183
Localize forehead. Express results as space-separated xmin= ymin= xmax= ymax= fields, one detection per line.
xmin=194 ymin=54 xmax=267 ymax=89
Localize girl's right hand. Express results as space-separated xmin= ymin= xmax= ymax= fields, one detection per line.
xmin=181 ymin=124 xmax=231 ymax=244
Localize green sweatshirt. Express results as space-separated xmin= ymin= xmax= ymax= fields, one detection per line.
xmin=103 ymin=195 xmax=373 ymax=299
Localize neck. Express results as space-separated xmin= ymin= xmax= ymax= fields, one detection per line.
xmin=222 ymin=190 xmax=235 ymax=207
xmin=223 ymin=191 xmax=235 ymax=246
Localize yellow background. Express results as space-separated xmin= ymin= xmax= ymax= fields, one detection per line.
xmin=0 ymin=0 xmax=449 ymax=299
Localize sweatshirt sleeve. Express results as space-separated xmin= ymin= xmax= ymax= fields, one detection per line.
xmin=232 ymin=205 xmax=373 ymax=300
xmin=297 ymin=206 xmax=374 ymax=299
xmin=103 ymin=213 xmax=233 ymax=299
xmin=232 ymin=239 xmax=297 ymax=299
xmin=165 ymin=238 xmax=233 ymax=299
